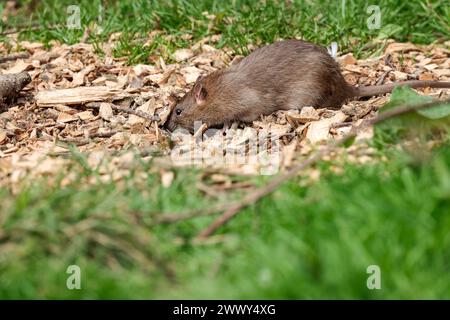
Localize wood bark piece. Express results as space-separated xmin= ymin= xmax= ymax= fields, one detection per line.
xmin=36 ymin=86 xmax=132 ymax=107
xmin=0 ymin=71 xmax=31 ymax=104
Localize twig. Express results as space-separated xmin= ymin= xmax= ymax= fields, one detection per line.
xmin=154 ymin=203 xmax=233 ymax=224
xmin=193 ymin=123 xmax=208 ymax=138
xmin=376 ymin=70 xmax=390 ymax=85
xmin=89 ymin=131 xmax=119 ymax=139
xmin=86 ymin=102 xmax=159 ymax=122
xmin=0 ymin=52 xmax=30 ymax=63
xmin=58 ymin=130 xmax=118 ymax=146
xmin=195 ymin=98 xmax=450 ymax=239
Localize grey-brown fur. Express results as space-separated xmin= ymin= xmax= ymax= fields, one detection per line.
xmin=0 ymin=71 xmax=31 ymax=106
xmin=166 ymin=40 xmax=450 ymax=132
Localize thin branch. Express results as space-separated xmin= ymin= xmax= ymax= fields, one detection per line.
xmin=0 ymin=52 xmax=30 ymax=63
xmin=86 ymin=102 xmax=160 ymax=122
xmin=195 ymin=98 xmax=450 ymax=239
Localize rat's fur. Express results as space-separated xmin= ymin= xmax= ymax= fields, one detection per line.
xmin=166 ymin=40 xmax=449 ymax=132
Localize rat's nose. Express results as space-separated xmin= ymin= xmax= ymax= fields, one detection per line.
xmin=163 ymin=118 xmax=177 ymax=132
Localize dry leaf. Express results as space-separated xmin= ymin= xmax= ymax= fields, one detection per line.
xmin=173 ymin=49 xmax=194 ymax=62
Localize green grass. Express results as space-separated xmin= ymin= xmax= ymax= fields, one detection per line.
xmin=2 ymin=0 xmax=449 ymax=63
xmin=1 ymin=141 xmax=450 ymax=299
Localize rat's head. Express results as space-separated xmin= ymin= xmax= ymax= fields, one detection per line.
xmin=166 ymin=79 xmax=210 ymax=133
xmin=166 ymin=70 xmax=230 ymax=132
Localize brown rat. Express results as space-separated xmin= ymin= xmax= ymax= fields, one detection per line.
xmin=166 ymin=39 xmax=450 ymax=132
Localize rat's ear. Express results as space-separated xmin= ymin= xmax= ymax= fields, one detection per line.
xmin=193 ymin=83 xmax=207 ymax=105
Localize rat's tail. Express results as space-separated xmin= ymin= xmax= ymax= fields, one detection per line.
xmin=354 ymin=80 xmax=450 ymax=98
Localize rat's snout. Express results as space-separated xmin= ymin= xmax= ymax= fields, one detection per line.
xmin=164 ymin=107 xmax=196 ymax=133
xmin=164 ymin=111 xmax=179 ymax=132
xmin=164 ymin=118 xmax=174 ymax=131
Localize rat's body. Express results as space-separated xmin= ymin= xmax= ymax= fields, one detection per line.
xmin=166 ymin=40 xmax=450 ymax=132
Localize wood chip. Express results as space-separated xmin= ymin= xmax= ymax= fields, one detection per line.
xmin=57 ymin=112 xmax=78 ymax=123
xmin=71 ymin=65 xmax=95 ymax=87
xmin=434 ymin=69 xmax=450 ymax=77
xmin=4 ymin=60 xmax=33 ymax=74
xmin=127 ymin=98 xmax=157 ymax=125
xmin=76 ymin=111 xmax=95 ymax=121
xmin=305 ymin=111 xmax=348 ymax=144
xmin=286 ymin=107 xmax=320 ymax=126
xmin=133 ymin=64 xmax=159 ymax=76
xmin=385 ymin=42 xmax=421 ymax=54
xmin=180 ymin=66 xmax=203 ymax=83
xmin=36 ymin=86 xmax=131 ymax=107
xmin=419 ymin=72 xmax=437 ymax=81
xmin=99 ymin=102 xmax=114 ymax=121
xmin=0 ymin=130 xmax=7 ymax=144
xmin=161 ymin=170 xmax=174 ymax=188
xmin=393 ymin=71 xmax=408 ymax=81
xmin=423 ymin=64 xmax=438 ymax=71
xmin=173 ymin=49 xmax=194 ymax=62
xmin=338 ymin=53 xmax=357 ymax=66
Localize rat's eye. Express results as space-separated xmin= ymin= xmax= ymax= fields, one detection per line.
xmin=175 ymin=109 xmax=182 ymax=116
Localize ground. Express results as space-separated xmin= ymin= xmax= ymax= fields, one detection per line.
xmin=0 ymin=0 xmax=449 ymax=299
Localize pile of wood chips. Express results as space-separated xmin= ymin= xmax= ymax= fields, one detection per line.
xmin=0 ymin=36 xmax=449 ymax=188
